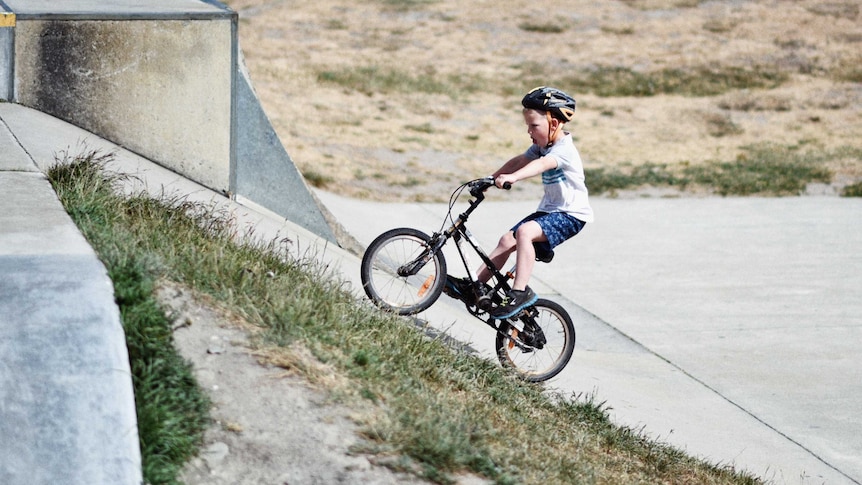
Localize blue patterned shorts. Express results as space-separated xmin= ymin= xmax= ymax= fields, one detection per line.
xmin=511 ymin=211 xmax=586 ymax=252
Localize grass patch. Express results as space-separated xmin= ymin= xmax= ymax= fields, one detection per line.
xmin=830 ymin=57 xmax=862 ymax=83
xmin=513 ymin=63 xmax=787 ymax=97
xmin=379 ymin=0 xmax=437 ymax=11
xmin=601 ymin=24 xmax=635 ymax=35
xmin=405 ymin=122 xmax=436 ymax=133
xmin=684 ymin=144 xmax=833 ymax=196
xmin=587 ymin=143 xmax=839 ymax=196
xmin=317 ymin=65 xmax=483 ymax=98
xmin=47 ymin=151 xmax=210 ymax=485
xmin=576 ymin=66 xmax=787 ymax=97
xmin=324 ymin=19 xmax=348 ymax=30
xmin=302 ymin=168 xmax=335 ymax=188
xmin=702 ymin=18 xmax=735 ymax=33
xmin=48 ymin=152 xmax=764 ymax=484
xmin=841 ymin=181 xmax=862 ymax=197
xmin=621 ymin=0 xmax=702 ymax=9
xmin=320 ymin=62 xmax=787 ymax=100
xmin=704 ymin=112 xmax=744 ymax=137
xmin=518 ymin=21 xmax=567 ymax=34
xmin=586 ymin=162 xmax=689 ymax=195
xmin=806 ymin=2 xmax=860 ymax=20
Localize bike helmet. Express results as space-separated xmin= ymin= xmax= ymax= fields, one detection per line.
xmin=521 ymin=86 xmax=576 ymax=122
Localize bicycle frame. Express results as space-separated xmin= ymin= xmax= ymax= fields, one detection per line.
xmin=400 ymin=179 xmax=543 ymax=349
xmin=401 ymin=179 xmax=511 ymax=297
xmin=445 ymin=198 xmax=513 ymax=299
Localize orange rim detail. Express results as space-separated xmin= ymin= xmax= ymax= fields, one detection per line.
xmin=508 ymin=328 xmax=519 ymax=350
xmin=417 ymin=275 xmax=435 ymax=297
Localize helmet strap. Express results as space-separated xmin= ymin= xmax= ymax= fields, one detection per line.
xmin=546 ymin=112 xmax=561 ymax=147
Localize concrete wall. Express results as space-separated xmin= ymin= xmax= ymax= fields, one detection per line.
xmin=5 ymin=0 xmax=338 ymax=242
xmin=13 ymin=15 xmax=234 ymax=193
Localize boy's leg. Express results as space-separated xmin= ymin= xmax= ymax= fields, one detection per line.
xmin=488 ymin=221 xmax=545 ymax=319
xmin=476 ymin=231 xmax=516 ymax=283
xmin=491 ymin=213 xmax=582 ymax=317
xmin=512 ymin=221 xmax=546 ymax=291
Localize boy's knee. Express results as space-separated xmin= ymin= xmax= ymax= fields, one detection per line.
xmin=514 ymin=221 xmax=543 ymax=241
xmin=499 ymin=232 xmax=517 ymax=249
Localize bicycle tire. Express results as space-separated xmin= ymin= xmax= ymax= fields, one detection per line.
xmin=495 ymin=298 xmax=575 ymax=382
xmin=361 ymin=227 xmax=447 ymax=315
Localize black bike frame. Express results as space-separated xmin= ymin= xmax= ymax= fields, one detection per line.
xmin=430 ymin=186 xmax=512 ymax=294
xmin=395 ymin=180 xmax=544 ymax=351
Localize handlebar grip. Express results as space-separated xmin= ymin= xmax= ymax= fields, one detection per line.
xmin=502 ymin=182 xmax=512 ymax=190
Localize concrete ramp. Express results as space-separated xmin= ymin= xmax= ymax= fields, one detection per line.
xmin=233 ymin=55 xmax=338 ymax=242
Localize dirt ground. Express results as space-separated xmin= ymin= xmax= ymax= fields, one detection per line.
xmin=163 ymin=282 xmax=487 ymax=485
xmin=226 ymin=0 xmax=861 ymax=201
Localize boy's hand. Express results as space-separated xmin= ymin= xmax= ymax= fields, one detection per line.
xmin=495 ymin=174 xmax=517 ymax=189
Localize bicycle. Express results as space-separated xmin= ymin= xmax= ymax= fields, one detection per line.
xmin=360 ymin=177 xmax=576 ymax=382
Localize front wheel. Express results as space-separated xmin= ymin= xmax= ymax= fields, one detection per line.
xmin=361 ymin=227 xmax=447 ymax=315
xmin=495 ymin=298 xmax=575 ymax=382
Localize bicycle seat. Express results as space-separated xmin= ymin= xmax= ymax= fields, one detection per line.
xmin=533 ymin=242 xmax=554 ymax=263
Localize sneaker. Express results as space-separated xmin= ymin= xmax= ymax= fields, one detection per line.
xmin=445 ymin=276 xmax=487 ymax=306
xmin=490 ymin=287 xmax=538 ymax=319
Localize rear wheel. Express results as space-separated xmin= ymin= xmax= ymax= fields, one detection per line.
xmin=495 ymin=298 xmax=575 ymax=382
xmin=360 ymin=228 xmax=447 ymax=315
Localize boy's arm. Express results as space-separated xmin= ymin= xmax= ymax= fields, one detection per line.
xmin=491 ymin=154 xmax=531 ymax=179
xmin=494 ymin=155 xmax=558 ymax=188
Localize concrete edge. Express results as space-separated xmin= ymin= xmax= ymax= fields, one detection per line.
xmin=0 ymin=171 xmax=142 ymax=485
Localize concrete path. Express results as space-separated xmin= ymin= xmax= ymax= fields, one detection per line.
xmin=314 ymin=189 xmax=862 ymax=485
xmin=0 ymin=104 xmax=142 ymax=484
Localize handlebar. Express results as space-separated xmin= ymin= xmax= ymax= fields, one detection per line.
xmin=467 ymin=176 xmax=511 ymax=198
xmin=444 ymin=177 xmax=512 ymax=227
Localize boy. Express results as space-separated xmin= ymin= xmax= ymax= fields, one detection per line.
xmin=455 ymin=86 xmax=593 ymax=319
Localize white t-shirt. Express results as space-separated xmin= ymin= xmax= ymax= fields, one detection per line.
xmin=524 ymin=133 xmax=594 ymax=223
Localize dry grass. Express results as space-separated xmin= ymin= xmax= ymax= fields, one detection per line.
xmin=229 ymin=0 xmax=861 ymax=201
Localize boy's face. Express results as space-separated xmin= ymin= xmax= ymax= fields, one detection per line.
xmin=523 ymin=109 xmax=557 ymax=147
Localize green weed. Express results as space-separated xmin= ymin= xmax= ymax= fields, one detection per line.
xmin=405 ymin=122 xmax=436 ymax=133
xmin=302 ymin=168 xmax=335 ymax=188
xmin=684 ymin=143 xmax=833 ymax=196
xmin=841 ymin=181 xmax=862 ymax=197
xmin=580 ymin=66 xmax=787 ymax=97
xmin=518 ymin=21 xmax=567 ymax=33
xmin=318 ymin=66 xmax=474 ymax=98
xmin=379 ymin=0 xmax=437 ymax=11
xmin=586 ymin=162 xmax=687 ymax=195
xmin=514 ymin=63 xmax=787 ymax=98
